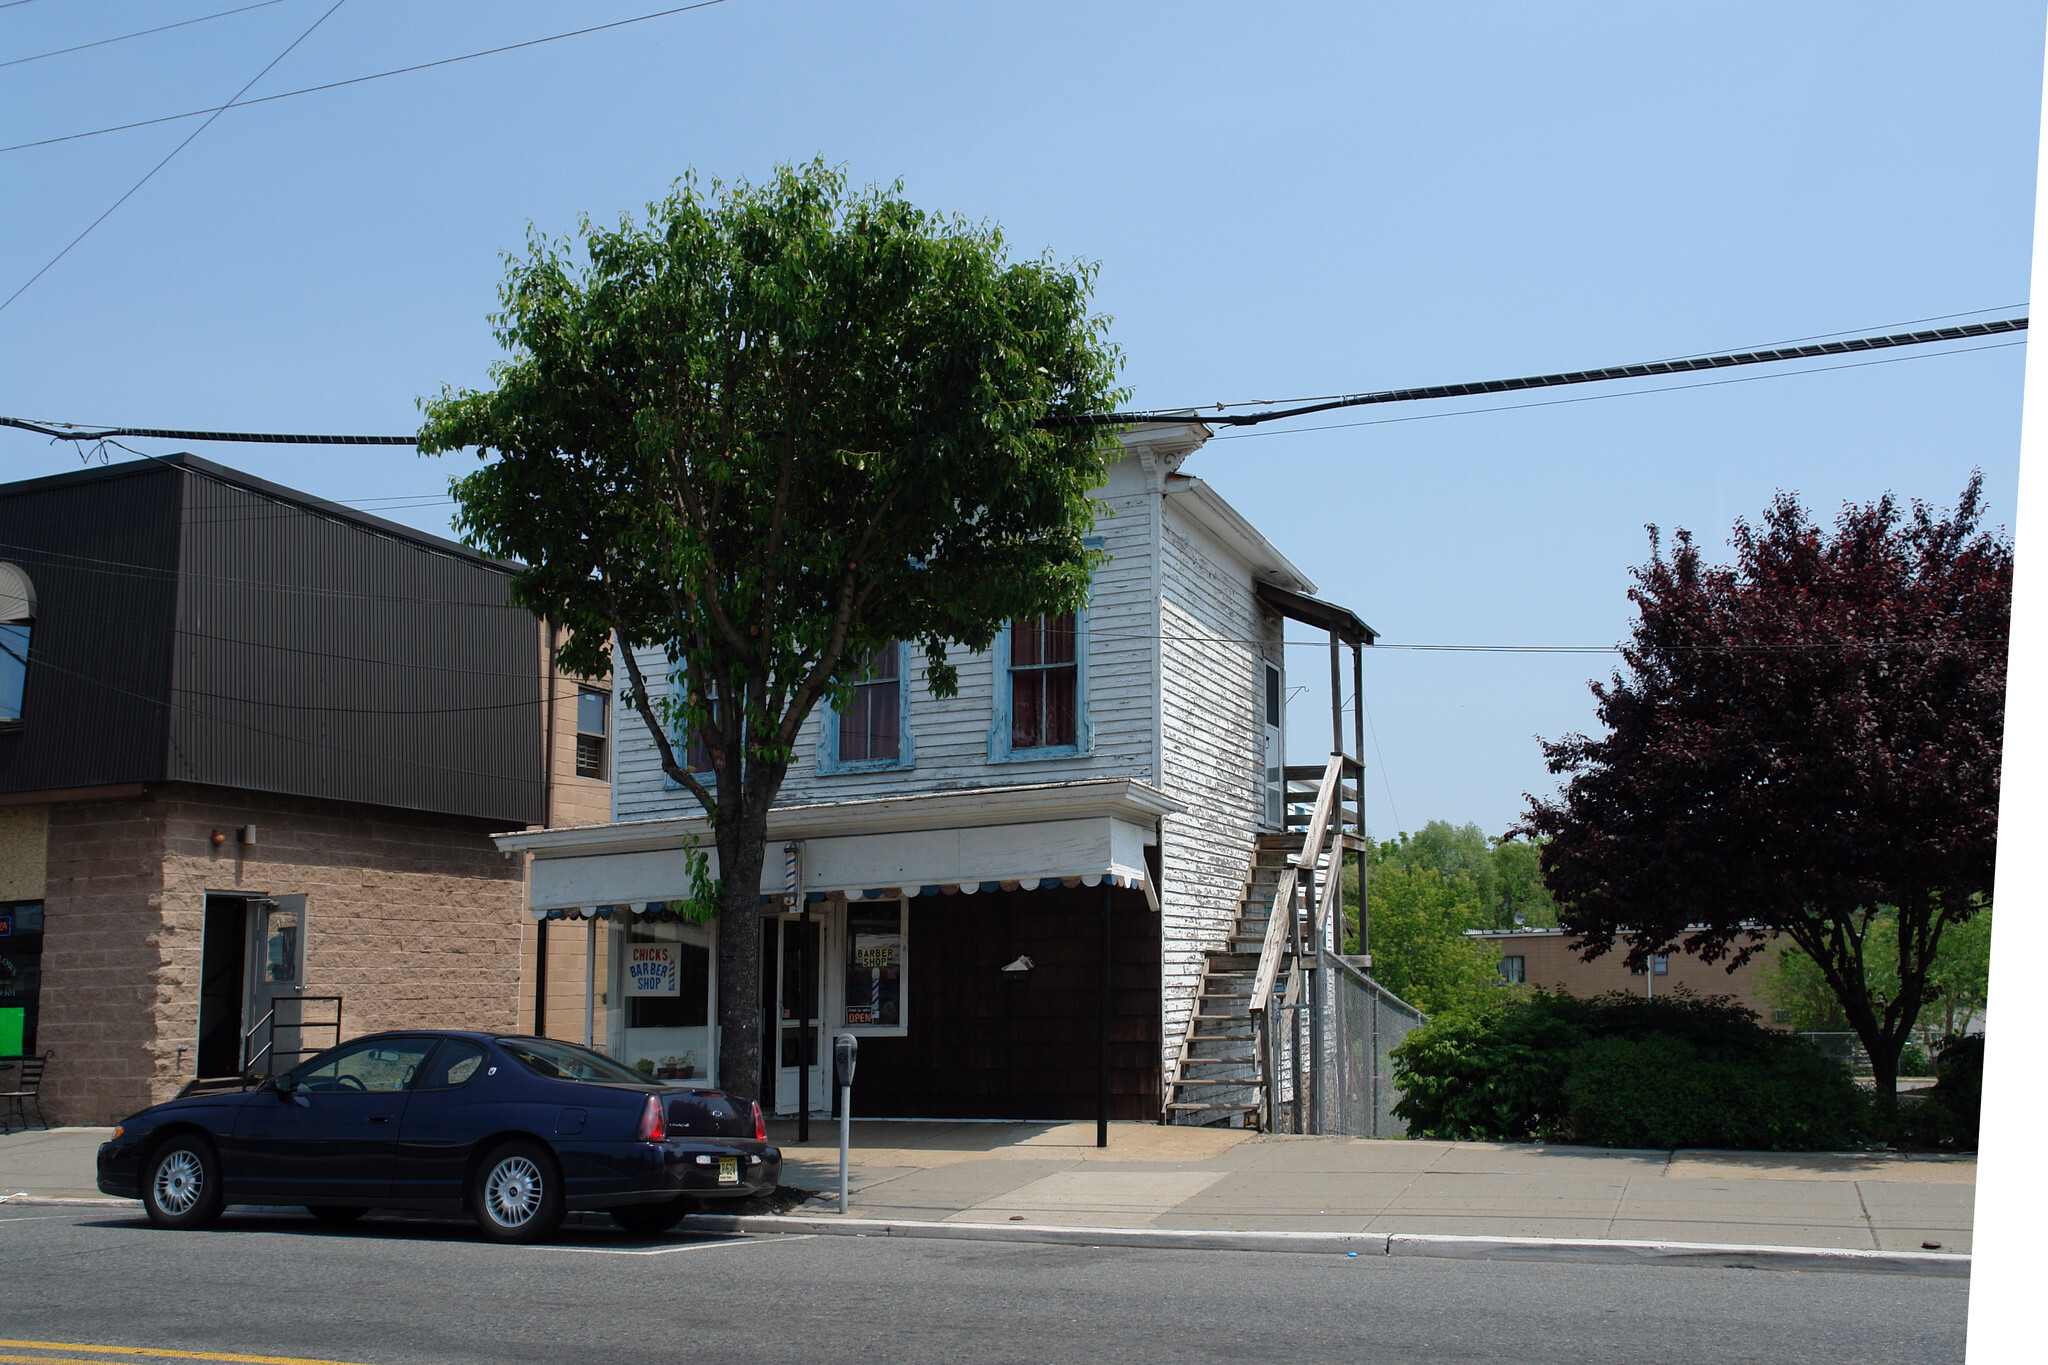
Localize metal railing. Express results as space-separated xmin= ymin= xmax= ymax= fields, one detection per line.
xmin=242 ymin=995 xmax=343 ymax=1075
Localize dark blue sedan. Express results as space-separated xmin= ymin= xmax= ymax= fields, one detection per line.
xmin=96 ymin=1031 xmax=782 ymax=1243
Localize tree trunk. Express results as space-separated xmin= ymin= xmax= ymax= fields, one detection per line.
xmin=1862 ymin=1027 xmax=1903 ymax=1128
xmin=714 ymin=822 xmax=769 ymax=1103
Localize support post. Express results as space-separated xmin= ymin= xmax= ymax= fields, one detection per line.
xmin=534 ymin=916 xmax=548 ymax=1039
xmin=583 ymin=912 xmax=596 ymax=1048
xmin=798 ymin=900 xmax=812 ymax=1144
xmin=1329 ymin=630 xmax=1343 ymax=754
xmin=1307 ymin=867 xmax=1325 ymax=1135
xmin=1098 ymin=880 xmax=1112 ymax=1149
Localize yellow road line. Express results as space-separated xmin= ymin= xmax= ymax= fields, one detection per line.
xmin=0 ymin=1345 xmax=380 ymax=1365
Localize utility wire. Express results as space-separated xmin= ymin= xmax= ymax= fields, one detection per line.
xmin=0 ymin=0 xmax=350 ymax=317
xmin=1213 ymin=337 xmax=2028 ymax=443
xmin=0 ymin=0 xmax=290 ymax=70
xmin=1211 ymin=304 xmax=2028 ymax=411
xmin=0 ymin=0 xmax=733 ymax=155
xmin=1055 ymin=317 xmax=2028 ymax=429
xmin=3 ymin=317 xmax=2026 ymax=449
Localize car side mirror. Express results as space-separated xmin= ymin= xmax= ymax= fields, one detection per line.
xmin=273 ymin=1072 xmax=298 ymax=1097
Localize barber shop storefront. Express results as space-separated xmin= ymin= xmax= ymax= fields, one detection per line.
xmin=502 ymin=780 xmax=1174 ymax=1121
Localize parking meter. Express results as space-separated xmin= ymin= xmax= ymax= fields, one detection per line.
xmin=833 ymin=1034 xmax=858 ymax=1214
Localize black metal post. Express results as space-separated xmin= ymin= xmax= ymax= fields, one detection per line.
xmin=533 ymin=917 xmax=548 ymax=1038
xmin=1098 ymin=880 xmax=1111 ymax=1149
xmin=798 ymin=901 xmax=811 ymax=1144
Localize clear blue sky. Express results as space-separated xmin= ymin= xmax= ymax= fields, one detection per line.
xmin=2 ymin=1 xmax=2039 ymax=837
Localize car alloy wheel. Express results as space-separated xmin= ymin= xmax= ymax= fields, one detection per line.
xmin=153 ymin=1149 xmax=204 ymax=1215
xmin=485 ymin=1155 xmax=543 ymax=1227
xmin=470 ymin=1139 xmax=565 ymax=1244
xmin=141 ymin=1136 xmax=225 ymax=1231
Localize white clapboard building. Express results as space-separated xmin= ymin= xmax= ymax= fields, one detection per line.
xmin=496 ymin=422 xmax=1375 ymax=1129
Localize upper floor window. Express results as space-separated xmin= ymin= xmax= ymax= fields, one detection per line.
xmin=1011 ymin=613 xmax=1078 ymax=749
xmin=0 ymin=564 xmax=35 ymax=725
xmin=820 ymin=643 xmax=913 ymax=774
xmin=1499 ymin=954 xmax=1526 ymax=985
xmin=989 ymin=596 xmax=1093 ymax=763
xmin=575 ymin=687 xmax=608 ymax=780
xmin=684 ymin=680 xmax=720 ymax=777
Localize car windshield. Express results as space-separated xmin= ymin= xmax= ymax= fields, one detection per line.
xmin=497 ymin=1037 xmax=649 ymax=1086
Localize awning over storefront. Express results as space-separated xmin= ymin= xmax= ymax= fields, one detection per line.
xmin=496 ymin=779 xmax=1178 ymax=919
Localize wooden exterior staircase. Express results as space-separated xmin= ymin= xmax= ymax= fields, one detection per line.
xmin=1163 ymin=833 xmax=1306 ymax=1126
xmin=1163 ymin=752 xmax=1363 ymax=1130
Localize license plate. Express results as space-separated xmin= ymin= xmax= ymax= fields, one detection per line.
xmin=718 ymin=1157 xmax=739 ymax=1185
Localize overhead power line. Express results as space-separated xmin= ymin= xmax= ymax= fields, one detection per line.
xmin=0 ymin=0 xmax=291 ymax=71
xmin=2 ymin=316 xmax=2026 ymax=449
xmin=0 ymin=0 xmax=351 ymax=317
xmin=0 ymin=0 xmax=734 ymax=156
xmin=1054 ymin=316 xmax=2029 ymax=429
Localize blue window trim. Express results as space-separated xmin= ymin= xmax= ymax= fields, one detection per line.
xmin=658 ymin=669 xmax=717 ymax=792
xmin=989 ymin=549 xmax=1097 ymax=764
xmin=817 ymin=640 xmax=917 ymax=775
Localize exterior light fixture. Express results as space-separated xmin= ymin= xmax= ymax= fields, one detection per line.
xmin=1001 ymin=954 xmax=1034 ymax=985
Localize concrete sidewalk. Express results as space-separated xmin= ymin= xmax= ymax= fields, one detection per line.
xmin=1 ymin=1120 xmax=1976 ymax=1256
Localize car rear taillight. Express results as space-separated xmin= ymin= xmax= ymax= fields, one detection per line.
xmin=638 ymin=1094 xmax=666 ymax=1142
xmin=752 ymin=1100 xmax=766 ymax=1142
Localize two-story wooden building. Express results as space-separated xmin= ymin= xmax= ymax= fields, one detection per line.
xmin=0 ymin=454 xmax=605 ymax=1124
xmin=496 ymin=422 xmax=1376 ymax=1127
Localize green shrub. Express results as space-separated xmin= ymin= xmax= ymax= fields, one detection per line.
xmin=1891 ymin=1035 xmax=1983 ymax=1151
xmin=1561 ymin=1034 xmax=1865 ymax=1150
xmin=1391 ymin=986 xmax=1868 ymax=1150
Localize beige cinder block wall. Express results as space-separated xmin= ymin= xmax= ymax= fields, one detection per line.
xmin=0 ymin=803 xmax=48 ymax=900
xmin=40 ymin=785 xmax=527 ymax=1124
xmin=1475 ymin=929 xmax=1786 ymax=1025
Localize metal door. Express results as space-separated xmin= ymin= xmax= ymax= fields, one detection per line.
xmin=243 ymin=894 xmax=306 ymax=1072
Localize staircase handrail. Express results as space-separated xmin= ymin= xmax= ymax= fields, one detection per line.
xmin=1247 ymin=865 xmax=1299 ymax=1014
xmin=1291 ymin=752 xmax=1347 ymax=874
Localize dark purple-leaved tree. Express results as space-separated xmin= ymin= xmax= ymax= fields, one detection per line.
xmin=1521 ymin=477 xmax=2009 ymax=1114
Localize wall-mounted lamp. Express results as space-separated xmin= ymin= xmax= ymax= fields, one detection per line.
xmin=1000 ymin=954 xmax=1034 ymax=986
xmin=238 ymin=825 xmax=258 ymax=847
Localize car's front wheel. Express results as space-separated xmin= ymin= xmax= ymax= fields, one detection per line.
xmin=142 ymin=1135 xmax=225 ymax=1230
xmin=610 ymin=1198 xmax=689 ymax=1234
xmin=470 ymin=1140 xmax=564 ymax=1244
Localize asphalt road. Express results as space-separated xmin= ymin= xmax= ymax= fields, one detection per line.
xmin=0 ymin=1208 xmax=1968 ymax=1365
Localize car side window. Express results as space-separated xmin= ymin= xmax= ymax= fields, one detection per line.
xmin=413 ymin=1040 xmax=488 ymax=1091
xmin=291 ymin=1037 xmax=437 ymax=1094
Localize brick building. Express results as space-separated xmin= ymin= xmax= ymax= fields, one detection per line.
xmin=0 ymin=455 xmax=600 ymax=1124
xmin=1467 ymin=927 xmax=1790 ymax=1026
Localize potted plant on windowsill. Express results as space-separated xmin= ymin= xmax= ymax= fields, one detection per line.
xmin=655 ymin=1053 xmax=696 ymax=1080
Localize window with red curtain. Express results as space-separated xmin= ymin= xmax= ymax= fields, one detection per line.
xmin=1009 ymin=612 xmax=1077 ymax=750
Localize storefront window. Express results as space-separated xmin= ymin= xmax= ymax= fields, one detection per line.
xmin=844 ymin=903 xmax=905 ymax=1030
xmin=0 ymin=902 xmax=43 ymax=1055
xmin=615 ymin=917 xmax=712 ymax=1080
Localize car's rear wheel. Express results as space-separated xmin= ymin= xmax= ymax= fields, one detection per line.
xmin=307 ymin=1205 xmax=368 ymax=1226
xmin=141 ymin=1135 xmax=225 ymax=1231
xmin=610 ymin=1198 xmax=689 ymax=1234
xmin=471 ymin=1140 xmax=564 ymax=1244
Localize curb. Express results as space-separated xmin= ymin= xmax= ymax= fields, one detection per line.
xmin=680 ymin=1213 xmax=1971 ymax=1278
xmin=0 ymin=1195 xmax=1969 ymax=1277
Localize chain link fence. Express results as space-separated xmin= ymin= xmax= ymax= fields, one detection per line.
xmin=1323 ymin=952 xmax=1428 ymax=1136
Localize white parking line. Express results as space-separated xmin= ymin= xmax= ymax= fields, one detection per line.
xmin=538 ymin=1234 xmax=817 ymax=1257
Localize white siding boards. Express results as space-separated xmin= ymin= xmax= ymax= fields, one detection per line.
xmin=603 ymin=425 xmax=1335 ymax=1111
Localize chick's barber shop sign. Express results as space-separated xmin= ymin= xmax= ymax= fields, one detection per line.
xmin=625 ymin=943 xmax=679 ymax=997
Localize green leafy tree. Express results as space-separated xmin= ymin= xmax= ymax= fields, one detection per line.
xmin=1345 ymin=860 xmax=1500 ymax=1017
xmin=419 ymin=163 xmax=1124 ymax=1101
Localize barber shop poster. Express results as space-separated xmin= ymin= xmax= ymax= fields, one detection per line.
xmin=625 ymin=943 xmax=680 ymax=996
